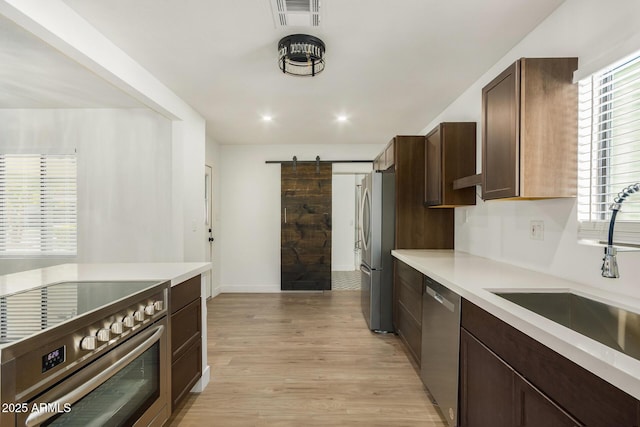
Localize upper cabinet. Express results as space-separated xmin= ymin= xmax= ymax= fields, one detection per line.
xmin=481 ymin=57 xmax=578 ymax=200
xmin=374 ymin=139 xmax=395 ymax=171
xmin=424 ymin=122 xmax=476 ymax=207
xmin=373 ymin=136 xmax=454 ymax=249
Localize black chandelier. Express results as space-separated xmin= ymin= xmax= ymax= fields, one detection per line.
xmin=278 ymin=34 xmax=325 ymax=77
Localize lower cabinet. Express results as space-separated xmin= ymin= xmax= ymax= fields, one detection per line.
xmin=460 ymin=299 xmax=640 ymax=427
xmin=170 ymin=275 xmax=202 ymax=410
xmin=393 ymin=260 xmax=423 ymax=366
xmin=460 ymin=328 xmax=582 ymax=427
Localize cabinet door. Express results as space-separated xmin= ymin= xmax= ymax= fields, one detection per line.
xmin=514 ymin=375 xmax=584 ymax=427
xmin=384 ymin=139 xmax=395 ymax=170
xmin=482 ymin=61 xmax=519 ymax=200
xmin=460 ymin=328 xmax=513 ymax=427
xmin=424 ymin=126 xmax=442 ymax=206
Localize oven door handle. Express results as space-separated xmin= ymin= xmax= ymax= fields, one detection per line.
xmin=24 ymin=324 xmax=165 ymax=427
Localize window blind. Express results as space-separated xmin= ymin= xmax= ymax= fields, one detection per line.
xmin=0 ymin=154 xmax=77 ymax=256
xmin=577 ymin=52 xmax=640 ymax=246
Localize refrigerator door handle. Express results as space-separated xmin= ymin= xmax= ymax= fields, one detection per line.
xmin=360 ymin=265 xmax=371 ymax=276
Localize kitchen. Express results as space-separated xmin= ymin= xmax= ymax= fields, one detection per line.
xmin=1 ymin=0 xmax=640 ymax=426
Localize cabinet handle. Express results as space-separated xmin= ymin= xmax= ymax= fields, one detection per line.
xmin=284 ymin=208 xmax=287 ymax=224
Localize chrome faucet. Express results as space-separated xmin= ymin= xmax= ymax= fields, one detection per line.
xmin=602 ymin=183 xmax=640 ymax=278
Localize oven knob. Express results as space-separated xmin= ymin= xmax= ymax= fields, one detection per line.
xmin=96 ymin=328 xmax=111 ymax=342
xmin=154 ymin=301 xmax=164 ymax=311
xmin=123 ymin=315 xmax=135 ymax=328
xmin=144 ymin=304 xmax=155 ymax=316
xmin=80 ymin=335 xmax=97 ymax=351
xmin=110 ymin=321 xmax=124 ymax=335
xmin=134 ymin=310 xmax=145 ymax=322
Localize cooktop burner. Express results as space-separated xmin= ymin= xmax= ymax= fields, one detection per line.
xmin=0 ymin=281 xmax=159 ymax=345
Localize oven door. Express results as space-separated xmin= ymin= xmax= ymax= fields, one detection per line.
xmin=19 ymin=318 xmax=169 ymax=427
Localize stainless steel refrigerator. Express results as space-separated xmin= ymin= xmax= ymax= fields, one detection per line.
xmin=359 ymin=171 xmax=395 ymax=332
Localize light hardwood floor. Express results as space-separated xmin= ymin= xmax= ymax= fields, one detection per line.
xmin=167 ymin=291 xmax=447 ymax=426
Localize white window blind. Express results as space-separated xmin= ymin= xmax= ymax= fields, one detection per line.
xmin=577 ymin=52 xmax=640 ymax=246
xmin=0 ymin=154 xmax=77 ymax=256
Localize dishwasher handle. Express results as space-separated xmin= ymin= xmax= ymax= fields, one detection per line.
xmin=426 ymin=285 xmax=455 ymax=313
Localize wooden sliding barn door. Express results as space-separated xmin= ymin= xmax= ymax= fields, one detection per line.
xmin=281 ymin=162 xmax=332 ymax=291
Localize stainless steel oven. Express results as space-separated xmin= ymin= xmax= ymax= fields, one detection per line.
xmin=0 ymin=280 xmax=170 ymax=427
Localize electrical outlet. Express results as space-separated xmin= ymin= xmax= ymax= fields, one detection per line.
xmin=530 ymin=220 xmax=544 ymax=241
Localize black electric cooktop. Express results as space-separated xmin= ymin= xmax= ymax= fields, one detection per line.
xmin=0 ymin=281 xmax=160 ymax=345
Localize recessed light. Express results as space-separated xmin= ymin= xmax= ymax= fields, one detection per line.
xmin=261 ymin=115 xmax=273 ymax=122
xmin=336 ymin=115 xmax=348 ymax=122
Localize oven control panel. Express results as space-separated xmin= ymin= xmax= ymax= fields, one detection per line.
xmin=41 ymin=346 xmax=65 ymax=373
xmin=79 ymin=297 xmax=166 ymax=351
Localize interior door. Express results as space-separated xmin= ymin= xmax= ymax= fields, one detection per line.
xmin=281 ymin=162 xmax=332 ymax=291
xmin=204 ymin=165 xmax=213 ymax=299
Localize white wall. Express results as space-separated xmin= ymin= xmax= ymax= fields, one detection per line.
xmin=220 ymin=144 xmax=382 ymax=292
xmin=420 ymin=0 xmax=640 ymax=298
xmin=0 ymin=109 xmax=173 ymax=275
xmin=332 ymin=174 xmax=357 ymax=271
xmin=0 ymin=0 xmax=207 ymax=265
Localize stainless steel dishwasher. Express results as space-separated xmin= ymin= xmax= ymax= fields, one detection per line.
xmin=421 ymin=274 xmax=461 ymax=427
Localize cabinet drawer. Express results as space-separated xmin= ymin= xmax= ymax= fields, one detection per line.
xmin=171 ymin=275 xmax=200 ymax=314
xmin=397 ymin=278 xmax=422 ymax=325
xmin=171 ymin=339 xmax=202 ymax=410
xmin=396 ymin=262 xmax=422 ymax=325
xmin=396 ymin=261 xmax=423 ymax=286
xmin=171 ymin=298 xmax=201 ymax=359
xmin=397 ymin=302 xmax=421 ymax=365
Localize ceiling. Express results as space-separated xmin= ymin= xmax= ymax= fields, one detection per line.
xmin=5 ymin=1 xmax=566 ymax=145
xmin=0 ymin=14 xmax=142 ymax=109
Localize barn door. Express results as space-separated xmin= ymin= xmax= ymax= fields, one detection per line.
xmin=281 ymin=162 xmax=332 ymax=290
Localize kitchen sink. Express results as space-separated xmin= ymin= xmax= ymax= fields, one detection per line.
xmin=493 ymin=291 xmax=640 ymax=361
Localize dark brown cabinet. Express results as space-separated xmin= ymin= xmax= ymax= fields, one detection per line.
xmin=424 ymin=122 xmax=476 ymax=207
xmin=392 ymin=135 xmax=454 ymax=249
xmin=170 ymin=275 xmax=202 ymax=410
xmin=461 ymin=299 xmax=640 ymax=427
xmin=374 ymin=138 xmax=395 ymax=171
xmin=393 ymin=260 xmax=423 ymax=366
xmin=513 ymin=374 xmax=582 ymax=427
xmin=481 ymin=57 xmax=578 ymax=200
xmin=459 ymin=329 xmax=513 ymax=427
xmin=460 ymin=329 xmax=582 ymax=427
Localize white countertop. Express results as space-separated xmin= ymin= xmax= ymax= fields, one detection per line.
xmin=392 ymin=249 xmax=640 ymax=401
xmin=0 ymin=262 xmax=212 ymax=296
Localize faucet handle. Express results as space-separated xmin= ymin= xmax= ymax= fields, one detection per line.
xmin=602 ymin=246 xmax=619 ymax=278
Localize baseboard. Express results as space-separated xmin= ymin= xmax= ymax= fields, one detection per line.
xmin=220 ymin=284 xmax=282 ymax=293
xmin=332 ymin=266 xmax=359 ymax=272
xmin=191 ymin=365 xmax=210 ymax=393
xmin=210 ymin=286 xmax=222 ymax=298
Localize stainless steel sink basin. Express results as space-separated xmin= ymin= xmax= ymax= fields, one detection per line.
xmin=493 ymin=291 xmax=640 ymax=361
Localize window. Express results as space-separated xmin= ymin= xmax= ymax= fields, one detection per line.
xmin=0 ymin=154 xmax=77 ymax=256
xmin=578 ymin=52 xmax=640 ymax=246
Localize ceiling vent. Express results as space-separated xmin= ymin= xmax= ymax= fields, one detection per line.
xmin=270 ymin=0 xmax=321 ymax=28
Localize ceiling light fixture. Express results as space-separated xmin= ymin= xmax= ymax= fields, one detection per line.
xmin=278 ymin=34 xmax=325 ymax=77
xmin=336 ymin=114 xmax=348 ymax=122
xmin=261 ymin=114 xmax=273 ymax=122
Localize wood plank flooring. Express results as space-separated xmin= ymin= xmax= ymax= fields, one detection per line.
xmin=167 ymin=291 xmax=447 ymax=426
